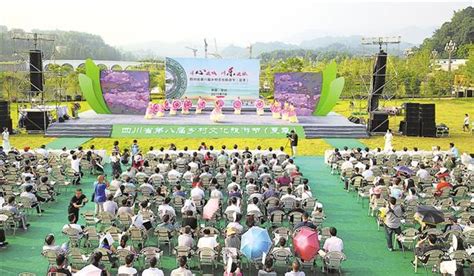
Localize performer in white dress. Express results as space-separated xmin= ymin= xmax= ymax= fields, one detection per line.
xmin=2 ymin=127 xmax=10 ymax=151
xmin=384 ymin=129 xmax=393 ymax=152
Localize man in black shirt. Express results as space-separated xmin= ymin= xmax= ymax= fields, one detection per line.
xmin=289 ymin=130 xmax=298 ymax=158
xmin=68 ymin=189 xmax=88 ymax=223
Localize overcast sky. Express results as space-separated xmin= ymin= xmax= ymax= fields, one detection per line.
xmin=0 ymin=0 xmax=471 ymax=46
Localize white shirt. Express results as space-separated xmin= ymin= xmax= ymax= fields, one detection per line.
xmin=210 ymin=189 xmax=223 ymax=199
xmin=36 ymin=148 xmax=48 ymax=157
xmin=285 ymin=272 xmax=305 ymax=276
xmin=416 ymin=169 xmax=429 ymax=179
xmin=142 ymin=267 xmax=164 ymax=276
xmin=158 ymin=204 xmax=176 ymax=218
xmin=362 ymin=170 xmax=373 ymax=180
xmin=464 ymin=116 xmax=470 ymax=125
xmin=178 ymin=233 xmax=194 ymax=248
xmin=340 ymin=161 xmax=353 ymax=171
xmin=190 ymin=187 xmax=205 ymax=199
xmin=197 ymin=236 xmax=218 ymax=249
xmin=170 ymin=267 xmax=193 ymax=276
xmin=225 ymin=204 xmax=241 ymax=214
xmin=71 ymin=159 xmax=80 ymax=173
xmin=20 ymin=192 xmax=37 ymax=202
xmin=103 ymin=200 xmax=118 ymax=214
xmin=168 ymin=169 xmax=182 ymax=178
xmin=247 ymin=203 xmax=261 ymax=213
xmin=118 ymin=265 xmax=138 ymax=275
xmin=323 ymin=236 xmax=344 ymax=252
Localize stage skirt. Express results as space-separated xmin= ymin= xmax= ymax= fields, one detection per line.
xmin=196 ymin=108 xmax=203 ymax=114
xmin=234 ymin=109 xmax=241 ymax=115
xmin=272 ymin=112 xmax=281 ymax=119
xmin=170 ymin=109 xmax=177 ymax=116
xmin=256 ymin=108 xmax=264 ymax=116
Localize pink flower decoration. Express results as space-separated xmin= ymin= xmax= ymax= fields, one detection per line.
xmin=216 ymin=99 xmax=225 ymax=108
xmin=172 ymin=99 xmax=182 ymax=110
xmin=150 ymin=103 xmax=159 ymax=114
xmin=255 ymin=99 xmax=264 ymax=109
xmin=183 ymin=99 xmax=193 ymax=109
xmin=156 ymin=104 xmax=164 ymax=112
xmin=198 ymin=99 xmax=206 ymax=109
xmin=163 ymin=100 xmax=170 ymax=110
xmin=233 ymin=99 xmax=242 ymax=109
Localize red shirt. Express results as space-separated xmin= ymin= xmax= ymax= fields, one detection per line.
xmin=435 ymin=181 xmax=452 ymax=196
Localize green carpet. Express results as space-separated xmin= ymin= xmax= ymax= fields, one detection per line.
xmin=298 ymin=156 xmax=415 ymax=275
xmin=46 ymin=137 xmax=92 ymax=150
xmin=324 ymin=138 xmax=367 ymax=149
xmin=0 ymin=157 xmax=418 ymax=275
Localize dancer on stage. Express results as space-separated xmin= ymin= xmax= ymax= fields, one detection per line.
xmin=2 ymin=127 xmax=10 ymax=152
xmin=210 ymin=100 xmax=224 ymax=122
xmin=271 ymin=100 xmax=281 ymax=119
xmin=196 ymin=96 xmax=206 ymax=114
xmin=182 ymin=97 xmax=192 ymax=115
xmin=288 ymin=104 xmax=298 ymax=123
xmin=281 ymin=102 xmax=290 ymax=121
xmin=156 ymin=103 xmax=165 ymax=117
xmin=144 ymin=102 xmax=156 ymax=119
xmin=170 ymin=99 xmax=181 ymax=115
xmin=255 ymin=99 xmax=265 ymax=116
xmin=233 ymin=97 xmax=242 ymax=115
xmin=384 ymin=129 xmax=393 ymax=152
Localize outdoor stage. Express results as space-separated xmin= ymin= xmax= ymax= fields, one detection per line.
xmin=46 ymin=108 xmax=368 ymax=138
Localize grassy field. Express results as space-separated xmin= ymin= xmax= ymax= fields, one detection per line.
xmin=5 ymin=98 xmax=474 ymax=154
xmin=333 ymin=98 xmax=474 ymax=153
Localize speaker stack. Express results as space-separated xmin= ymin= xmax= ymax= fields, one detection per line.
xmin=368 ymin=50 xmax=388 ymax=112
xmin=0 ymin=101 xmax=12 ymax=133
xmin=419 ymin=104 xmax=436 ymax=137
xmin=24 ymin=111 xmax=50 ymax=132
xmin=467 ymin=90 xmax=473 ymax=98
xmin=404 ymin=103 xmax=420 ymax=136
xmin=368 ymin=111 xmax=389 ymax=133
xmin=29 ymin=50 xmax=44 ymax=94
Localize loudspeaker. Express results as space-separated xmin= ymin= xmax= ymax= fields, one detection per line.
xmin=0 ymin=101 xmax=12 ymax=133
xmin=368 ymin=95 xmax=379 ymax=112
xmin=368 ymin=111 xmax=389 ymax=133
xmin=372 ymin=50 xmax=387 ymax=96
xmin=457 ymin=91 xmax=464 ymax=98
xmin=29 ymin=50 xmax=44 ymax=92
xmin=399 ymin=121 xmax=406 ymax=133
xmin=0 ymin=118 xmax=12 ymax=133
xmin=467 ymin=90 xmax=473 ymax=98
xmin=24 ymin=111 xmax=50 ymax=131
xmin=405 ymin=103 xmax=420 ymax=122
xmin=367 ymin=50 xmax=388 ymax=112
xmin=420 ymin=121 xmax=436 ymax=137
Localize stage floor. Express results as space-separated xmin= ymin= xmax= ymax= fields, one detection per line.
xmin=71 ymin=110 xmax=356 ymax=126
xmin=46 ymin=110 xmax=368 ymax=138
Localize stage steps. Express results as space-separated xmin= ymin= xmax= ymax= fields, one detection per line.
xmin=303 ymin=125 xmax=368 ymax=138
xmin=45 ymin=123 xmax=112 ymax=137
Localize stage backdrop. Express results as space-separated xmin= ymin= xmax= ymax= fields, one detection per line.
xmin=274 ymin=72 xmax=322 ymax=116
xmin=100 ymin=70 xmax=150 ymax=115
xmin=165 ymin=57 xmax=260 ymax=104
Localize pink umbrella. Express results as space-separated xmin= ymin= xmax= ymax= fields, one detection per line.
xmin=293 ymin=227 xmax=320 ymax=261
xmin=203 ymin=198 xmax=220 ymax=219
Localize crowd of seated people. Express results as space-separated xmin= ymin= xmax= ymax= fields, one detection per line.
xmin=327 ymin=143 xmax=473 ymax=274
xmin=10 ymin=140 xmax=344 ymax=275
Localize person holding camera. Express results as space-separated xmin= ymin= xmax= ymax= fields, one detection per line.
xmin=288 ymin=130 xmax=298 ymax=158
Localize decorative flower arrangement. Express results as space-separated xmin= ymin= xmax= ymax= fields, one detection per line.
xmin=255 ymin=99 xmax=265 ymax=116
xmin=182 ymin=98 xmax=193 ymax=115
xmin=233 ymin=98 xmax=242 ymax=115
xmin=196 ymin=98 xmax=206 ymax=114
xmin=170 ymin=99 xmax=181 ymax=115
xmin=216 ymin=99 xmax=225 ymax=108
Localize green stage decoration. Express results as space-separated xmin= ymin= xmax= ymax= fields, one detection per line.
xmin=85 ymin=59 xmax=111 ymax=114
xmin=317 ymin=77 xmax=345 ymax=116
xmin=314 ymin=60 xmax=337 ymax=116
xmin=111 ymin=124 xmax=305 ymax=138
xmin=78 ymin=74 xmax=105 ymax=114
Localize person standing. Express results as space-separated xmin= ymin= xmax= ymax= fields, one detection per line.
xmin=93 ymin=175 xmax=109 ymax=215
xmin=463 ymin=113 xmax=470 ymax=132
xmin=2 ymin=127 xmax=10 ymax=152
xmin=384 ymin=129 xmax=393 ymax=152
xmin=68 ymin=189 xmax=88 ymax=223
xmin=288 ymin=130 xmax=298 ymax=158
xmin=384 ymin=197 xmax=403 ymax=251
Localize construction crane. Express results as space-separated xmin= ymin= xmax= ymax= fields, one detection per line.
xmin=207 ymin=38 xmax=222 ymax=59
xmin=247 ymin=44 xmax=253 ymax=59
xmin=185 ymin=46 xmax=198 ymax=57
